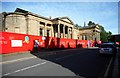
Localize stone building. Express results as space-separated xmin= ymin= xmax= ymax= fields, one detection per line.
xmin=79 ymin=25 xmax=100 ymax=41
xmin=1 ymin=8 xmax=100 ymax=41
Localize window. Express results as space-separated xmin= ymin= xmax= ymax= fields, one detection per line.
xmin=39 ymin=28 xmax=43 ymax=36
xmin=65 ymin=26 xmax=68 ymax=34
xmin=71 ymin=34 xmax=72 ymax=39
xmin=60 ymin=25 xmax=63 ymax=33
xmin=39 ymin=21 xmax=45 ymax=25
xmin=53 ymin=24 xmax=58 ymax=33
xmin=47 ymin=30 xmax=50 ymax=37
xmin=82 ymin=35 xmax=84 ymax=40
xmin=15 ymin=27 xmax=20 ymax=33
xmin=85 ymin=35 xmax=87 ymax=40
xmin=47 ymin=24 xmax=51 ymax=26
xmin=5 ymin=28 xmax=8 ymax=31
xmin=95 ymin=37 xmax=97 ymax=41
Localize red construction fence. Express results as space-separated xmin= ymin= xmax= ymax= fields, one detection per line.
xmin=0 ymin=32 xmax=99 ymax=54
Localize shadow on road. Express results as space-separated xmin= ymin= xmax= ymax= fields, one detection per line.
xmin=30 ymin=48 xmax=116 ymax=78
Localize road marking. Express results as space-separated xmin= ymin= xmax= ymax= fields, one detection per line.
xmin=104 ymin=57 xmax=113 ymax=77
xmin=112 ymin=53 xmax=119 ymax=77
xmin=1 ymin=48 xmax=83 ymax=64
xmin=56 ymin=54 xmax=73 ymax=60
xmin=3 ymin=61 xmax=47 ymax=76
xmin=0 ymin=56 xmax=37 ymax=64
xmin=1 ymin=49 xmax=90 ymax=65
xmin=55 ymin=52 xmax=87 ymax=60
xmin=56 ymin=52 xmax=84 ymax=60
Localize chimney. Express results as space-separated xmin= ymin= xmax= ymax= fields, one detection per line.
xmin=84 ymin=21 xmax=86 ymax=27
xmin=49 ymin=16 xmax=52 ymax=19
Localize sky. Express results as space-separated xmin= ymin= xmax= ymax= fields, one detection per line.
xmin=1 ymin=1 xmax=119 ymax=34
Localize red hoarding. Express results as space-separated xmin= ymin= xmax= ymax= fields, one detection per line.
xmin=0 ymin=32 xmax=89 ymax=54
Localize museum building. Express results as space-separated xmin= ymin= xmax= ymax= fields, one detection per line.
xmin=1 ymin=8 xmax=100 ymax=41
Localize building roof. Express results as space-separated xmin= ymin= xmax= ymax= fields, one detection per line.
xmin=14 ymin=8 xmax=52 ymax=21
xmin=79 ymin=25 xmax=100 ymax=30
xmin=15 ymin=8 xmax=29 ymax=13
xmin=52 ymin=17 xmax=74 ymax=25
xmin=14 ymin=8 xmax=74 ymax=25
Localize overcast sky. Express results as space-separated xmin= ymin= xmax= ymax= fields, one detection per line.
xmin=1 ymin=1 xmax=119 ymax=34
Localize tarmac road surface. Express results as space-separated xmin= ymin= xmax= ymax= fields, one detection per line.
xmin=1 ymin=48 xmax=114 ymax=78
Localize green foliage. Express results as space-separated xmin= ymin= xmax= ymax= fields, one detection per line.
xmin=100 ymin=31 xmax=108 ymax=42
xmin=88 ymin=21 xmax=95 ymax=26
xmin=99 ymin=26 xmax=112 ymax=42
xmin=99 ymin=25 xmax=105 ymax=31
xmin=75 ymin=24 xmax=79 ymax=27
xmin=87 ymin=21 xmax=113 ymax=42
xmin=107 ymin=31 xmax=112 ymax=36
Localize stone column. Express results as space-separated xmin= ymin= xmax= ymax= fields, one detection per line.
xmin=51 ymin=24 xmax=53 ymax=37
xmin=70 ymin=27 xmax=72 ymax=39
xmin=99 ymin=32 xmax=100 ymax=41
xmin=97 ymin=32 xmax=100 ymax=41
xmin=96 ymin=31 xmax=98 ymax=40
xmin=58 ymin=24 xmax=60 ymax=38
xmin=95 ymin=30 xmax=96 ymax=40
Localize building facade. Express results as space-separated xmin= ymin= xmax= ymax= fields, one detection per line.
xmin=79 ymin=25 xmax=100 ymax=41
xmin=1 ymin=8 xmax=100 ymax=41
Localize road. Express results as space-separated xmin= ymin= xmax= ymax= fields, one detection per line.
xmin=1 ymin=48 xmax=114 ymax=78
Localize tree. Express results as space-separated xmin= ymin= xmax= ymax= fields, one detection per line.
xmin=88 ymin=21 xmax=93 ymax=26
xmin=92 ymin=22 xmax=95 ymax=25
xmin=99 ymin=25 xmax=105 ymax=31
xmin=107 ymin=31 xmax=112 ymax=42
xmin=98 ymin=25 xmax=111 ymax=42
xmin=74 ymin=24 xmax=81 ymax=29
xmin=75 ymin=24 xmax=79 ymax=27
xmin=87 ymin=21 xmax=113 ymax=42
xmin=107 ymin=31 xmax=112 ymax=36
xmin=100 ymin=31 xmax=108 ymax=42
xmin=88 ymin=21 xmax=95 ymax=26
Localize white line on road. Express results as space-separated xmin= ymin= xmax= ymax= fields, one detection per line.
xmin=104 ymin=57 xmax=113 ymax=77
xmin=55 ymin=54 xmax=73 ymax=60
xmin=55 ymin=52 xmax=87 ymax=60
xmin=1 ymin=48 xmax=82 ymax=65
xmin=0 ymin=49 xmax=86 ymax=65
xmin=0 ymin=56 xmax=37 ymax=65
xmin=3 ymin=61 xmax=47 ymax=76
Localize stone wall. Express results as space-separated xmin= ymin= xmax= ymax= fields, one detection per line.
xmin=5 ymin=14 xmax=26 ymax=34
